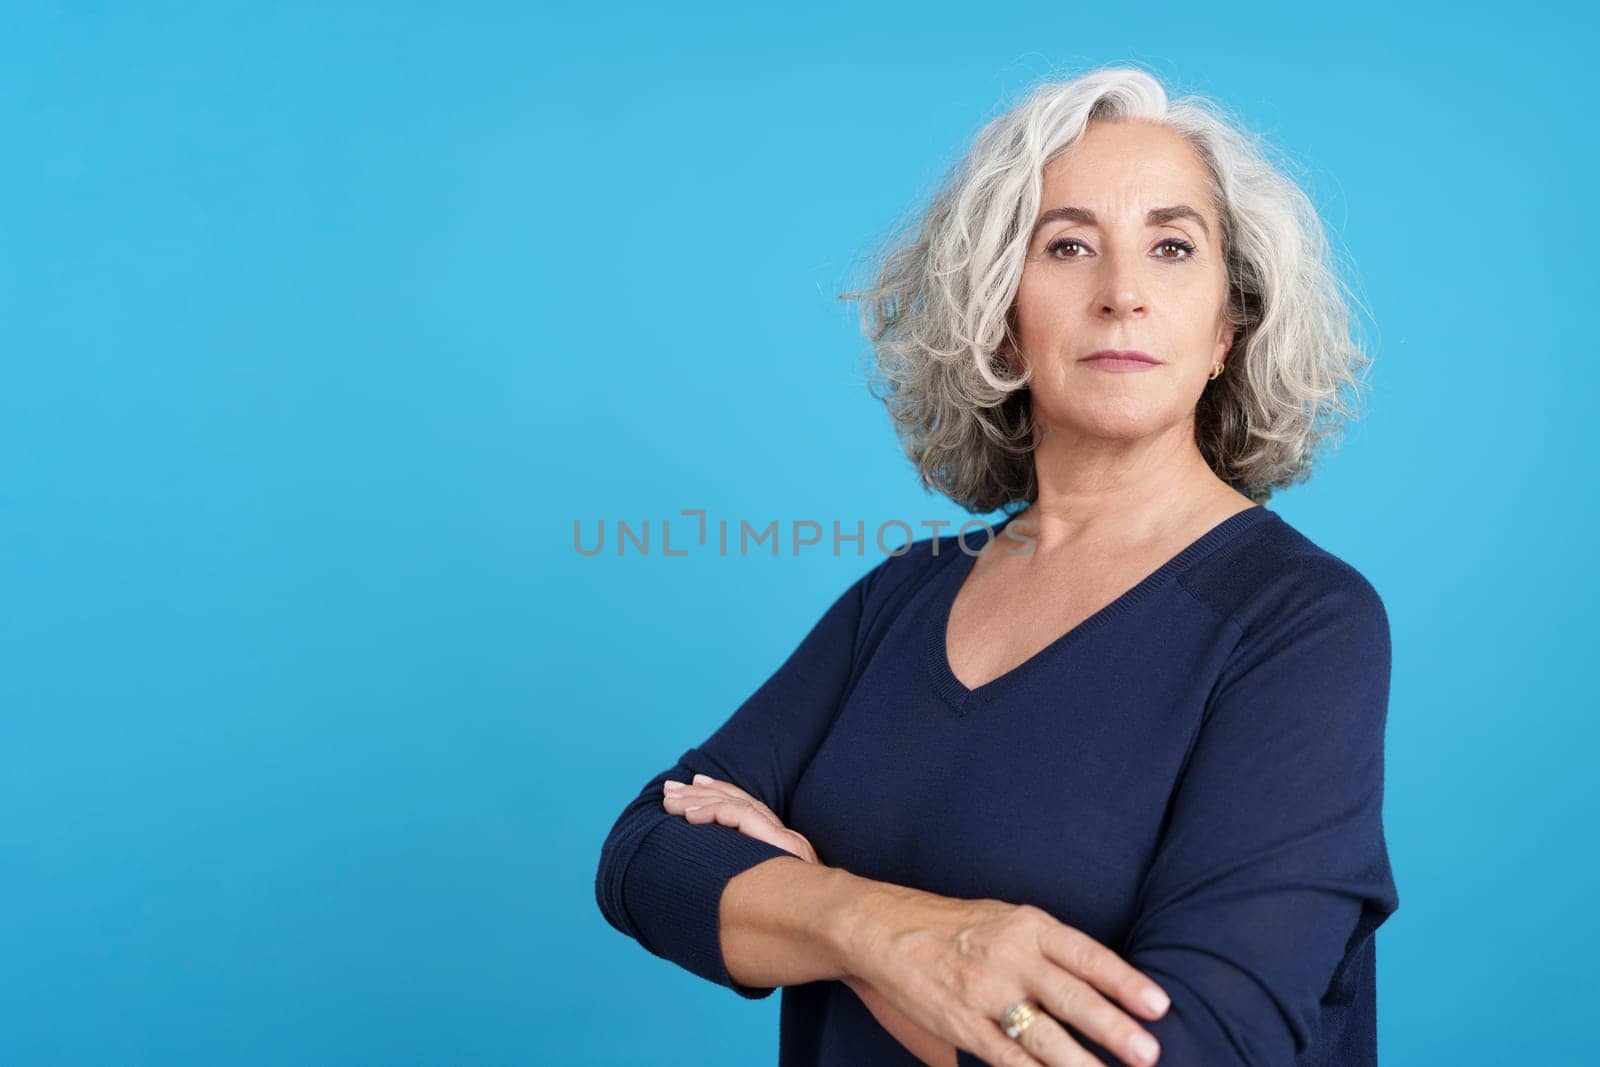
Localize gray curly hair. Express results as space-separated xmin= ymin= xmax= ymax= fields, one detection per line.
xmin=839 ymin=65 xmax=1375 ymax=513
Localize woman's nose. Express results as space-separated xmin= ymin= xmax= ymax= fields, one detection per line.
xmin=1094 ymin=251 xmax=1148 ymax=318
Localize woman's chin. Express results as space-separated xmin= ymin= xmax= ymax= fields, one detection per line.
xmin=1039 ymin=397 xmax=1177 ymax=441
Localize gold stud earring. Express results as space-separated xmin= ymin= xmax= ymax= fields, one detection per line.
xmin=1208 ymin=361 xmax=1226 ymax=380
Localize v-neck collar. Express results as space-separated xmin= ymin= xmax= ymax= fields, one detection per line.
xmin=923 ymin=505 xmax=1275 ymax=713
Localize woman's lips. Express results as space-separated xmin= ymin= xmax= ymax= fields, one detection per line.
xmin=1079 ymin=352 xmax=1161 ymax=373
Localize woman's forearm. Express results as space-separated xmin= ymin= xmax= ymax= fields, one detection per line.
xmin=717 ymin=854 xmax=868 ymax=988
xmin=720 ymin=857 xmax=959 ymax=1067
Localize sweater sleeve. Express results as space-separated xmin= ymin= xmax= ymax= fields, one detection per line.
xmin=593 ymin=558 xmax=886 ymax=999
xmin=997 ymin=570 xmax=1400 ymax=1067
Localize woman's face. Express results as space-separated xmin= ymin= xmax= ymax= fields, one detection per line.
xmin=1008 ymin=119 xmax=1235 ymax=444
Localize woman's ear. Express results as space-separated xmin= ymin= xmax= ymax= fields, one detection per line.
xmin=1216 ymin=322 xmax=1236 ymax=359
xmin=1217 ymin=284 xmax=1244 ymax=357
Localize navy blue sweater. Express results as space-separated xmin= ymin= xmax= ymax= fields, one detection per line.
xmin=595 ymin=505 xmax=1399 ymax=1065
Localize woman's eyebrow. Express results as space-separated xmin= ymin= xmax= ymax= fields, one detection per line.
xmin=1032 ymin=204 xmax=1211 ymax=240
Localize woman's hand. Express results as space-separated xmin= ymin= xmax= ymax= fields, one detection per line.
xmin=661 ymin=774 xmax=955 ymax=1066
xmin=660 ymin=772 xmax=819 ymax=863
xmin=839 ymin=886 xmax=1170 ymax=1067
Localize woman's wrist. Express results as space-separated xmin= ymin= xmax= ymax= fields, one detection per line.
xmin=713 ymin=855 xmax=887 ymax=988
xmin=816 ymin=870 xmax=918 ymax=981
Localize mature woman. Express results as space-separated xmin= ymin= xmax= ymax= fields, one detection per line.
xmin=595 ymin=66 xmax=1398 ymax=1067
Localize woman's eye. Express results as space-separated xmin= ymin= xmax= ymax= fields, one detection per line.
xmin=1044 ymin=237 xmax=1197 ymax=260
xmin=1045 ymin=237 xmax=1087 ymax=259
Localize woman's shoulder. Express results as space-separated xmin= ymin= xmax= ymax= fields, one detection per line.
xmin=1177 ymin=507 xmax=1390 ymax=646
xmin=837 ymin=521 xmax=991 ymax=634
xmin=853 ymin=525 xmax=966 ymax=600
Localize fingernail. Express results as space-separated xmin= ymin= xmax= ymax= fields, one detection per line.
xmin=663 ymin=780 xmax=686 ymax=790
xmin=1142 ymin=987 xmax=1170 ymax=1015
xmin=1130 ymin=1031 xmax=1159 ymax=1066
xmin=693 ymin=773 xmax=712 ymax=784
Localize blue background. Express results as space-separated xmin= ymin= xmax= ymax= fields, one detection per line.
xmin=5 ymin=3 xmax=1595 ymax=1063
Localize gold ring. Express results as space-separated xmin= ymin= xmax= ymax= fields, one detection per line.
xmin=1001 ymin=997 xmax=1042 ymax=1039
